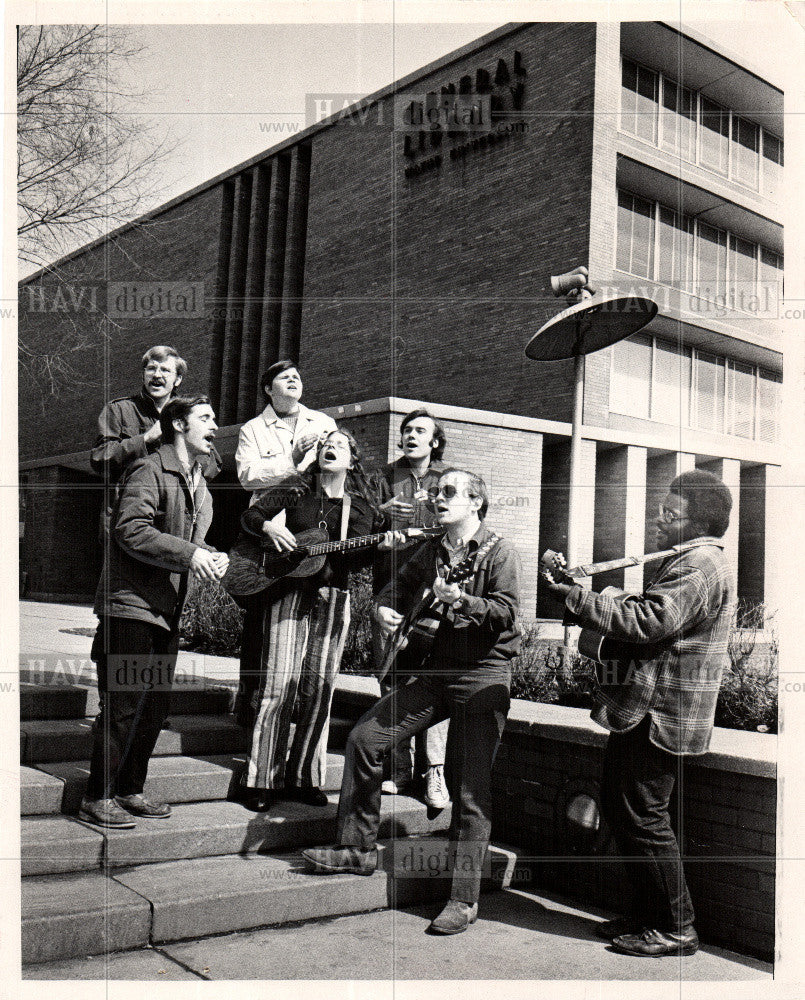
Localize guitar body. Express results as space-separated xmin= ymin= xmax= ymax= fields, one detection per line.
xmin=576 ymin=587 xmax=643 ymax=686
xmin=221 ymin=528 xmax=329 ymax=598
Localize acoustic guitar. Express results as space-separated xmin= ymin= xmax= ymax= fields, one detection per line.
xmin=222 ymin=525 xmax=443 ymax=598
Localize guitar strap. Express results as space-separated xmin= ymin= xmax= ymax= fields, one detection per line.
xmin=339 ymin=494 xmax=351 ymax=542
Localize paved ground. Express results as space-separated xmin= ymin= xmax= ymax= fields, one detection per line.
xmin=23 ymin=886 xmax=771 ymax=981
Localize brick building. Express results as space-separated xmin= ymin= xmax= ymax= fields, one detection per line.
xmin=19 ymin=21 xmax=784 ymax=619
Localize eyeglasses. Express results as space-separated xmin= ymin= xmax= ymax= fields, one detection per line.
xmin=658 ymin=505 xmax=689 ymax=524
xmin=428 ymin=484 xmax=475 ymax=501
xmin=144 ymin=363 xmax=175 ymax=376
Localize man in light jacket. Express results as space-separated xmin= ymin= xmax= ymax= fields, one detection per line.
xmin=81 ymin=396 xmax=228 ymax=829
xmin=233 ymin=360 xmax=336 ymax=727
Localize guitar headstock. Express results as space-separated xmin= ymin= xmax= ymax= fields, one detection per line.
xmin=540 ymin=549 xmax=573 ymax=585
xmin=444 ymin=553 xmax=477 ymax=587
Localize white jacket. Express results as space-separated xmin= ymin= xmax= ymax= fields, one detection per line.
xmin=235 ymin=402 xmax=337 ymax=503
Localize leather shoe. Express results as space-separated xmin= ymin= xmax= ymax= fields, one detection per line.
xmin=236 ymin=786 xmax=274 ymax=812
xmin=279 ymin=785 xmax=329 ymax=807
xmin=79 ymin=797 xmax=136 ymax=829
xmin=428 ymin=898 xmax=478 ymax=935
xmin=301 ymin=845 xmax=378 ymax=875
xmin=612 ymin=926 xmax=699 ymax=957
xmin=115 ymin=793 xmax=171 ymax=818
xmin=595 ymin=916 xmax=642 ymax=940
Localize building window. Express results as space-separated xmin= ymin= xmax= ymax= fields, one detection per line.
xmin=761 ymin=132 xmax=783 ymax=199
xmin=610 ymin=335 xmax=780 ymax=443
xmin=610 ymin=334 xmax=652 ymax=418
xmin=620 ymin=58 xmax=783 ymax=196
xmin=621 ymin=60 xmax=658 ymax=144
xmin=732 ymin=116 xmax=760 ymax=189
xmin=615 ymin=189 xmax=783 ymax=313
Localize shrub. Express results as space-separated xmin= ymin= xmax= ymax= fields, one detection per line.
xmin=715 ymin=601 xmax=778 ymax=733
xmin=179 ymin=577 xmax=244 ymax=655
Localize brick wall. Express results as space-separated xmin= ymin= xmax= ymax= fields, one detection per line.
xmin=19 ymin=186 xmax=225 ymax=463
xmin=301 ymin=22 xmax=597 ymax=422
xmin=492 ymin=704 xmax=776 ymax=962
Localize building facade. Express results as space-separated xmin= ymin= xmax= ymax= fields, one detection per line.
xmin=19 ymin=21 xmax=784 ymax=619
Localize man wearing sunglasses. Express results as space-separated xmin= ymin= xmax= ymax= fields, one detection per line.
xmin=540 ymin=469 xmax=735 ymax=958
xmin=303 ymin=468 xmax=522 ymax=936
xmin=372 ymin=409 xmax=450 ymax=809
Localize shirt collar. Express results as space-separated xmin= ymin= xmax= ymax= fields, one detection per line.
xmin=439 ymin=521 xmax=486 ymax=556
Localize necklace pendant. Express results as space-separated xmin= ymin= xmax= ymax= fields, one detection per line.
xmin=319 ymin=519 xmax=328 ymax=531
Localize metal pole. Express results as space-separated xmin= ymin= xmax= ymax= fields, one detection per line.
xmin=564 ymin=347 xmax=585 ymax=647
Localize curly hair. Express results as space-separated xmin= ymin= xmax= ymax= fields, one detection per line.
xmin=669 ymin=470 xmax=733 ymax=538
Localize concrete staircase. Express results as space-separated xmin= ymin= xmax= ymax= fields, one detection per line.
xmin=20 ymin=672 xmax=524 ymax=967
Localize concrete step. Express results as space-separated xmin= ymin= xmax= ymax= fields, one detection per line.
xmin=22 ymin=838 xmax=524 ymax=964
xmin=22 ymin=870 xmax=152 ymax=965
xmin=22 ymin=791 xmax=452 ymax=875
xmin=20 ymin=681 xmax=234 ymax=720
xmin=20 ymin=713 xmax=248 ymax=764
xmin=21 ymin=752 xmax=347 ymax=815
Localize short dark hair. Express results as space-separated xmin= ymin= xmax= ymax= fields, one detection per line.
xmin=399 ymin=408 xmax=446 ymax=461
xmin=142 ymin=345 xmax=187 ymax=380
xmin=439 ymin=467 xmax=489 ymax=519
xmin=261 ymin=359 xmax=299 ymax=394
xmin=669 ymin=470 xmax=732 ymax=538
xmin=159 ymin=395 xmax=212 ymax=443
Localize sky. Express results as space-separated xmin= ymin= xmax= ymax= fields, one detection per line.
xmin=19 ymin=8 xmax=803 ymax=274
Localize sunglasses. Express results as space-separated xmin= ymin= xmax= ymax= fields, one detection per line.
xmin=428 ymin=484 xmax=476 ymax=501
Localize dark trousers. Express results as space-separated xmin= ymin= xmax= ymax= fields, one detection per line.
xmin=337 ymin=667 xmax=509 ymax=904
xmin=599 ymin=717 xmax=695 ymax=932
xmin=235 ymin=596 xmax=264 ymax=730
xmin=87 ymin=615 xmax=178 ymax=800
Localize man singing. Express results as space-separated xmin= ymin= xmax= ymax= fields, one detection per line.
xmin=234 ymin=360 xmax=337 ymax=728
xmin=373 ymin=409 xmax=450 ymax=809
xmin=81 ymin=397 xmax=228 ymax=828
xmin=541 ymin=469 xmax=735 ymax=957
xmin=303 ymin=468 xmax=521 ymax=936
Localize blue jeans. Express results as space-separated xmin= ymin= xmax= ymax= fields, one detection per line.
xmin=337 ymin=667 xmax=510 ymax=904
xmin=600 ymin=717 xmax=696 ymax=932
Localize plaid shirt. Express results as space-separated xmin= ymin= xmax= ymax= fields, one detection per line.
xmin=564 ymin=538 xmax=735 ymax=755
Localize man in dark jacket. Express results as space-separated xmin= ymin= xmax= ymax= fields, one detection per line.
xmin=373 ymin=409 xmax=450 ymax=807
xmin=303 ymin=468 xmax=521 ymax=936
xmin=91 ymin=345 xmax=219 ymax=538
xmin=81 ymin=396 xmax=229 ymax=829
xmin=540 ymin=469 xmax=735 ymax=957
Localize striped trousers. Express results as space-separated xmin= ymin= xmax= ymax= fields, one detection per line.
xmin=246 ymin=583 xmax=350 ymax=789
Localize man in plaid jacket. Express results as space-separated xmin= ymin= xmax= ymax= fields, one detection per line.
xmin=541 ymin=469 xmax=735 ymax=957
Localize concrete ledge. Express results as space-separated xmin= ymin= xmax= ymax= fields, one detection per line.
xmin=21 ymin=815 xmax=105 ymax=876
xmin=21 ymin=766 xmax=66 ymax=816
xmin=334 ymin=675 xmax=777 ymax=780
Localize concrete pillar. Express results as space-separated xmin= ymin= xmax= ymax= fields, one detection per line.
xmin=593 ymin=444 xmax=647 ymax=592
xmin=738 ymin=464 xmax=767 ymax=609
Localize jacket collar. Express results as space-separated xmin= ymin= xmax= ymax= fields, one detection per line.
xmin=439 ymin=519 xmax=489 ymax=555
xmin=156 ymin=443 xmax=198 ymax=482
xmin=261 ymin=402 xmax=311 ymax=427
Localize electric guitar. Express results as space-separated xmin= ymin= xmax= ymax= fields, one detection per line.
xmin=222 ymin=525 xmax=443 ymax=598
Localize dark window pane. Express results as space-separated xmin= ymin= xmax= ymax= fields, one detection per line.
xmin=697 ymin=223 xmax=728 ymax=300
xmin=727 ymin=361 xmax=755 ymax=438
xmin=732 ymin=117 xmax=759 ymax=189
xmin=700 ymin=96 xmax=729 ymax=175
xmin=758 ymin=369 xmax=781 ymax=443
xmin=694 ymin=351 xmax=725 ymax=432
xmin=653 ymin=341 xmax=691 ymax=426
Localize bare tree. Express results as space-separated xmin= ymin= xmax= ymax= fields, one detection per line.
xmin=17 ymin=24 xmax=173 ymax=268
xmin=18 ymin=25 xmax=179 ymax=399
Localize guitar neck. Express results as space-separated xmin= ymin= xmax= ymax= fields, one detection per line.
xmin=565 ymin=539 xmax=714 ymax=579
xmin=307 ymin=526 xmax=441 ymax=557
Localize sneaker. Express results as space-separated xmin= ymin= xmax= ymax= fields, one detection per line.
xmin=381 ymin=780 xmax=399 ymax=795
xmin=423 ymin=765 xmax=450 ymax=810
xmin=428 ymin=898 xmax=478 ymax=935
xmin=79 ymin=797 xmax=136 ymax=829
xmin=114 ymin=793 xmax=171 ymax=818
xmin=301 ymin=845 xmax=378 ymax=876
